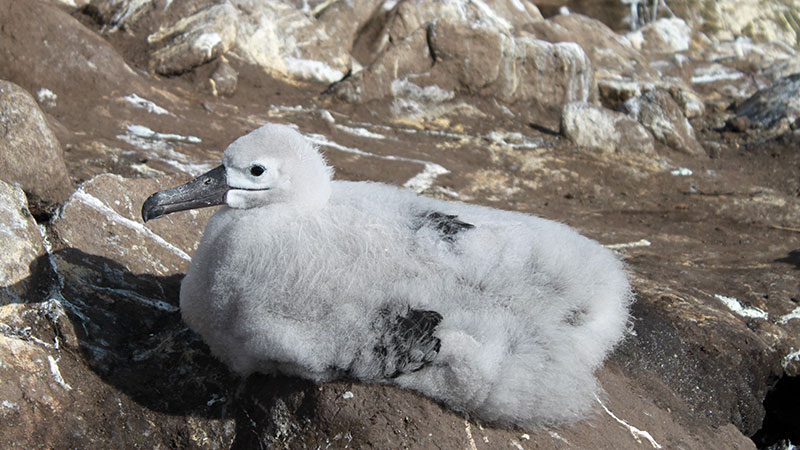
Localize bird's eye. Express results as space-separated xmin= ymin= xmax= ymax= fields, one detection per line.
xmin=250 ymin=165 xmax=265 ymax=177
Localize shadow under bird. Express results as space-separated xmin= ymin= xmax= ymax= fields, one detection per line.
xmin=142 ymin=123 xmax=633 ymax=428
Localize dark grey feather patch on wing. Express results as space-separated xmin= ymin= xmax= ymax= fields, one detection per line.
xmin=373 ymin=308 xmax=443 ymax=378
xmin=415 ymin=211 xmax=475 ymax=243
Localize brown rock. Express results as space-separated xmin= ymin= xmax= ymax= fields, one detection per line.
xmin=526 ymin=13 xmax=657 ymax=81
xmin=331 ymin=27 xmax=434 ymax=103
xmin=51 ymin=174 xmax=215 ymax=277
xmin=0 ymin=0 xmax=150 ymax=132
xmin=727 ymin=115 xmax=751 ymax=132
xmin=148 ymin=3 xmax=239 ymax=75
xmin=625 ymin=18 xmax=693 ymax=54
xmin=561 ymin=102 xmax=654 ymax=155
xmin=622 ymin=89 xmax=706 ymax=156
xmin=0 ymin=80 xmax=73 ymax=211
xmin=337 ymin=16 xmax=594 ymax=117
xmin=210 ymin=59 xmax=238 ymax=97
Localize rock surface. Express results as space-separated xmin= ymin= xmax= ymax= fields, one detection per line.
xmin=734 ymin=73 xmax=800 ymax=130
xmin=148 ymin=3 xmax=239 ymax=75
xmin=1 ymin=0 xmax=800 ymax=448
xmin=0 ymin=81 xmax=73 ymax=211
xmin=622 ymin=88 xmax=705 ymax=156
xmin=0 ymin=181 xmax=47 ymax=305
xmin=561 ymin=102 xmax=654 ymax=155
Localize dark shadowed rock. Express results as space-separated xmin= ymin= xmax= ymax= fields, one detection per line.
xmin=148 ymin=3 xmax=238 ymax=75
xmin=622 ymin=88 xmax=705 ymax=156
xmin=316 ymin=0 xmax=387 ymax=60
xmin=561 ymin=102 xmax=654 ymax=155
xmin=0 ymin=80 xmax=73 ymax=212
xmin=735 ymin=73 xmax=800 ymax=130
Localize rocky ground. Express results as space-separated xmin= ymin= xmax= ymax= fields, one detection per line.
xmin=1 ymin=0 xmax=800 ymax=448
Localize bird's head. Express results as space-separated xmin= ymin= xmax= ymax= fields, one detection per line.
xmin=141 ymin=123 xmax=333 ymax=222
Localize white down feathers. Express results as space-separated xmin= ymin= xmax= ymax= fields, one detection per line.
xmin=178 ymin=123 xmax=633 ymax=428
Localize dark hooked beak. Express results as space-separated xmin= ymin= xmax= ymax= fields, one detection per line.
xmin=142 ymin=165 xmax=229 ymax=222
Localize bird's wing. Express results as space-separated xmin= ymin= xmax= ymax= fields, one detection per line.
xmin=412 ymin=210 xmax=475 ymax=243
xmin=372 ymin=308 xmax=443 ymax=379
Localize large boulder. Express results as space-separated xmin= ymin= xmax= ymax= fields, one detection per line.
xmin=0 ymin=81 xmax=72 ymax=211
xmin=352 ymin=0 xmax=543 ymax=65
xmin=0 ymin=0 xmax=150 ymax=134
xmin=230 ymin=0 xmax=351 ymax=84
xmin=526 ymin=13 xmax=656 ymax=82
xmin=148 ymin=3 xmax=239 ymax=75
xmin=334 ymin=7 xmax=592 ymax=124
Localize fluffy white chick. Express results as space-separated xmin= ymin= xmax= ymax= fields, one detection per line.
xmin=142 ymin=123 xmax=633 ymax=428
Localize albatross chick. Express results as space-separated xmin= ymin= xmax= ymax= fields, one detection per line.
xmin=142 ymin=123 xmax=632 ymax=428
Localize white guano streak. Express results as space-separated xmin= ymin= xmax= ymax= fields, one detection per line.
xmin=778 ymin=306 xmax=800 ymax=324
xmin=714 ymin=294 xmax=768 ymax=320
xmin=48 ymin=355 xmax=72 ymax=391
xmin=73 ymin=190 xmax=190 ymax=262
xmin=123 ymin=94 xmax=171 ymax=115
xmin=596 ymin=395 xmax=662 ymax=449
xmin=303 ymin=133 xmax=449 ymax=193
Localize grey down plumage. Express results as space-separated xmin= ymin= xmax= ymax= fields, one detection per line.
xmin=142 ymin=123 xmax=633 ymax=428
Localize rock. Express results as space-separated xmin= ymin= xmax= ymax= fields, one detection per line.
xmin=209 ymin=59 xmax=238 ymax=97
xmin=354 ymin=0 xmax=543 ymax=64
xmin=702 ymin=36 xmax=797 ymax=74
xmin=51 ymin=174 xmax=215 ymax=277
xmin=597 ymin=78 xmax=705 ymax=119
xmin=668 ymin=0 xmax=800 ymax=48
xmin=561 ymin=102 xmax=654 ymax=155
xmin=623 ymin=89 xmax=705 ymax=156
xmin=336 ymin=16 xmax=593 ymax=119
xmin=761 ymin=54 xmax=800 ymax=84
xmin=230 ymin=0 xmax=351 ymax=84
xmin=85 ymin=0 xmax=154 ymax=33
xmin=0 ymin=80 xmax=73 ymax=212
xmin=0 ymin=181 xmax=47 ymax=305
xmin=625 ymin=18 xmax=692 ymax=54
xmin=433 ymin=21 xmax=594 ymax=105
xmin=316 ymin=0 xmax=389 ymax=62
xmin=734 ymin=73 xmax=800 ymax=129
xmin=689 ymin=62 xmax=758 ymax=104
xmin=47 ymin=0 xmax=91 ymax=8
xmin=727 ymin=115 xmax=752 ymax=132
xmin=148 ymin=3 xmax=238 ymax=76
xmin=0 ymin=0 xmax=149 ymax=130
xmin=331 ymin=27 xmax=433 ymax=104
xmin=526 ymin=13 xmax=657 ymax=82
